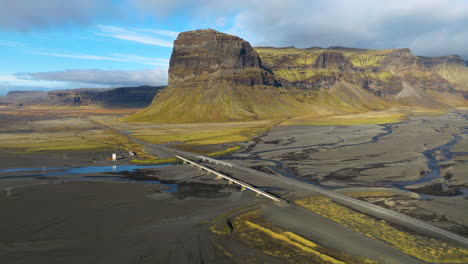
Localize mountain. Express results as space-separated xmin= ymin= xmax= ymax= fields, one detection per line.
xmin=0 ymin=91 xmax=48 ymax=108
xmin=126 ymin=29 xmax=467 ymax=123
xmin=255 ymin=46 xmax=466 ymax=108
xmin=418 ymin=55 xmax=468 ymax=98
xmin=125 ymin=29 xmax=324 ymax=123
xmin=0 ymin=86 xmax=163 ymax=109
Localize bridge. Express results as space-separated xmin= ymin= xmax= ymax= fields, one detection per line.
xmin=175 ymin=155 xmax=283 ymax=203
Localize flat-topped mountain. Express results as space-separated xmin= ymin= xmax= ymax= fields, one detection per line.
xmin=125 ymin=29 xmax=299 ymax=123
xmin=169 ymin=29 xmax=274 ymax=87
xmin=127 ymin=29 xmax=467 ymax=123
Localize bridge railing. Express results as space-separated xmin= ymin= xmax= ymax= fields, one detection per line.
xmin=176 ymin=155 xmax=281 ymax=202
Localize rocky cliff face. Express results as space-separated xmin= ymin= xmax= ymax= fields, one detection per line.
xmin=313 ymin=51 xmax=353 ymax=70
xmin=169 ymin=29 xmax=275 ymax=87
xmin=256 ymin=46 xmax=465 ymax=107
xmin=381 ymin=48 xmax=422 ymax=70
xmin=127 ymin=29 xmax=467 ymax=123
xmin=419 ymin=55 xmax=465 ymax=68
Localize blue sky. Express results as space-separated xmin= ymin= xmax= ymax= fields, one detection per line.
xmin=1 ymin=0 xmax=467 ymax=94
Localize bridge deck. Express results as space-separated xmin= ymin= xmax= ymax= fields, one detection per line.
xmin=176 ymin=155 xmax=282 ymax=202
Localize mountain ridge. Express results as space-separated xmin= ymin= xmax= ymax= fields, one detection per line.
xmin=0 ymin=86 xmax=163 ymax=109
xmin=126 ymin=29 xmax=466 ymax=123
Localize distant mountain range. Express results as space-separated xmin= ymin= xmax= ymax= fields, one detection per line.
xmin=0 ymin=86 xmax=163 ymax=109
xmin=125 ymin=29 xmax=467 ymax=123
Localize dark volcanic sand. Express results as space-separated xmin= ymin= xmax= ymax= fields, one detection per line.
xmin=0 ymin=176 xmax=266 ymax=264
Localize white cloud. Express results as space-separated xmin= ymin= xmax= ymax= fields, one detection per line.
xmin=0 ymin=40 xmax=24 ymax=47
xmin=96 ymin=25 xmax=174 ymax=47
xmin=32 ymin=52 xmax=127 ymax=62
xmin=0 ymin=74 xmax=71 ymax=95
xmin=133 ymin=28 xmax=179 ymax=38
xmin=32 ymin=51 xmax=169 ymax=66
xmin=16 ymin=68 xmax=168 ymax=86
xmin=0 ymin=75 xmax=66 ymax=87
xmin=110 ymin=54 xmax=169 ymax=66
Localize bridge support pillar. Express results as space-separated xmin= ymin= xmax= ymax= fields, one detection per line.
xmin=215 ymin=175 xmax=223 ymax=180
xmin=228 ymin=180 xmax=233 ymax=185
xmin=241 ymin=186 xmax=246 ymax=191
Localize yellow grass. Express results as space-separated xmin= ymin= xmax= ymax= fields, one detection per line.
xmin=130 ymin=158 xmax=177 ymax=165
xmin=0 ymin=131 xmax=110 ymax=153
xmin=0 ymin=117 xmax=150 ymax=157
xmin=295 ymin=197 xmax=468 ymax=263
xmin=119 ymin=119 xmax=281 ymax=147
xmin=0 ymin=108 xmax=138 ymax=117
xmin=433 ymin=64 xmax=468 ymax=91
xmin=244 ymin=221 xmax=345 ymax=264
xmin=282 ymin=111 xmax=407 ymax=126
xmin=207 ymin=146 xmax=241 ymax=157
xmin=231 ymin=210 xmax=379 ymax=264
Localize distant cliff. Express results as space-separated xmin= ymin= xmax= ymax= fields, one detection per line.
xmin=0 ymin=86 xmax=163 ymax=109
xmin=125 ymin=29 xmax=467 ymax=123
xmin=255 ymin=46 xmax=466 ymax=107
xmin=125 ymin=29 xmax=306 ymax=123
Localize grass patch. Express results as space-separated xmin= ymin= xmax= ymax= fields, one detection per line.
xmin=231 ymin=210 xmax=378 ymax=264
xmin=0 ymin=132 xmax=112 ymax=153
xmin=130 ymin=146 xmax=240 ymax=165
xmin=205 ymin=205 xmax=260 ymax=235
xmin=0 ymin=114 xmax=151 ymax=157
xmin=0 ymin=108 xmax=139 ymax=117
xmin=130 ymin=158 xmax=178 ymax=165
xmin=119 ymin=119 xmax=281 ymax=146
xmin=283 ymin=111 xmax=407 ymax=126
xmin=295 ymin=196 xmax=468 ymax=263
xmin=207 ymin=146 xmax=241 ymax=157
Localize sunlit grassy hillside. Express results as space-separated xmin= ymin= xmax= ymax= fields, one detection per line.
xmin=124 ymin=80 xmax=390 ymax=123
xmin=433 ymin=63 xmax=468 ymax=91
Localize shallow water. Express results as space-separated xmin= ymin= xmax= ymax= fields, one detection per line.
xmin=0 ymin=164 xmax=172 ymax=179
xmin=396 ymin=134 xmax=463 ymax=187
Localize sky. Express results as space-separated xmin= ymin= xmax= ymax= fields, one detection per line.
xmin=0 ymin=0 xmax=467 ymax=94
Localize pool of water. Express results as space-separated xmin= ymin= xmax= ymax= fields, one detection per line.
xmin=0 ymin=164 xmax=172 ymax=179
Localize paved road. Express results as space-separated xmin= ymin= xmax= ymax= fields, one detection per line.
xmin=262 ymin=204 xmax=424 ymax=264
xmin=167 ymin=147 xmax=468 ymax=248
xmin=86 ymin=118 xmax=174 ymax=159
